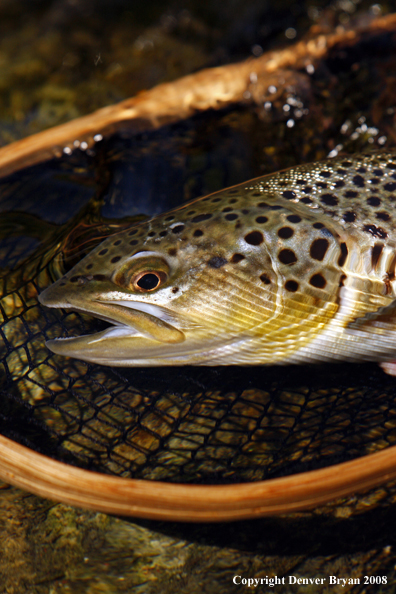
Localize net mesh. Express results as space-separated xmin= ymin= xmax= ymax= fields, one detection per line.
xmin=1 ymin=114 xmax=396 ymax=488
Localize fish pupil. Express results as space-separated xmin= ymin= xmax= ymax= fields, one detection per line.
xmin=136 ymin=273 xmax=160 ymax=291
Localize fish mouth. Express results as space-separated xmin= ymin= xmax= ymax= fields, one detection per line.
xmin=38 ymin=290 xmax=193 ymax=364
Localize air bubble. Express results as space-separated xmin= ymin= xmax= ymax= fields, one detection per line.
xmin=252 ymin=45 xmax=263 ymax=56
xmin=285 ymin=27 xmax=296 ymax=39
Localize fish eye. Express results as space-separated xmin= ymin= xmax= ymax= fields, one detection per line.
xmin=133 ymin=271 xmax=165 ymax=292
xmin=112 ymin=255 xmax=170 ymax=292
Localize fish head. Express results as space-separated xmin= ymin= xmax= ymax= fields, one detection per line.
xmin=39 ymin=181 xmax=344 ymax=366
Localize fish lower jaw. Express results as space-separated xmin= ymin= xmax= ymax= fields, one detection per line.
xmin=48 ymin=324 xmax=140 ymax=343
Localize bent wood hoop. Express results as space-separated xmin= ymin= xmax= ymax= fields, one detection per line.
xmin=0 ymin=434 xmax=396 ymax=521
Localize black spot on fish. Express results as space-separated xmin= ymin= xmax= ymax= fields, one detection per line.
xmin=370 ymin=178 xmax=381 ymax=185
xmin=172 ymin=224 xmax=185 ymax=234
xmin=192 ymin=214 xmax=212 ymax=223
xmin=93 ymin=274 xmax=106 ymax=281
xmin=313 ymin=222 xmax=324 ymax=229
xmin=168 ymin=248 xmax=177 ymax=256
xmin=282 ymin=190 xmax=296 ymax=199
xmin=303 ymin=186 xmax=312 ymax=194
xmin=384 ymin=182 xmax=396 ymax=192
xmin=211 ymin=197 xmax=222 ymax=203
xmin=352 ymin=175 xmax=365 ymax=187
xmin=70 ymin=276 xmax=79 ymax=282
xmin=320 ymin=170 xmax=331 ymax=178
xmin=337 ymin=243 xmax=348 ymax=267
xmin=320 ymin=193 xmax=338 ymax=206
xmin=376 ymin=212 xmax=391 ymax=221
xmin=225 ymin=213 xmax=238 ymax=221
xmin=287 ymin=214 xmax=301 ymax=223
xmin=310 ymin=238 xmax=329 ymax=261
xmin=339 ymin=274 xmax=347 ymax=287
xmin=256 ymin=216 xmax=268 ymax=224
xmin=285 ymin=280 xmax=299 ymax=292
xmin=260 ymin=273 xmax=271 ymax=284
xmin=258 ymin=202 xmax=269 ymax=208
xmin=373 ymin=169 xmax=384 ymax=176
xmin=278 ymin=248 xmax=297 ymax=265
xmin=343 ymin=211 xmax=356 ymax=223
xmin=98 ymin=249 xmax=108 ymax=256
xmin=148 ymin=231 xmax=156 ymax=237
xmin=278 ymin=226 xmax=294 ymax=239
xmin=160 ymin=230 xmax=167 ymax=237
xmin=342 ymin=160 xmax=352 ymax=167
xmin=111 ymin=256 xmax=121 ymax=263
xmin=223 ymin=207 xmax=233 ymax=213
xmin=113 ymin=239 xmax=122 ymax=246
xmin=334 ymin=180 xmax=345 ymax=187
xmin=245 ymin=231 xmax=264 ymax=245
xmin=128 ymin=229 xmax=138 ymax=236
xmin=193 ymin=229 xmax=203 ymax=237
xmin=86 ymin=263 xmax=93 ymax=270
xmin=363 ymin=224 xmax=388 ymax=239
xmin=309 ymin=273 xmax=326 ymax=288
xmin=208 ymin=256 xmax=227 ymax=268
xmin=357 ymin=167 xmax=367 ymax=173
xmin=231 ymin=253 xmax=245 ymax=263
xmin=386 ymin=163 xmax=396 ymax=170
xmin=165 ymin=215 xmax=175 ymax=221
xmin=172 ymin=287 xmax=179 ymax=294
xmin=344 ymin=190 xmax=358 ymax=198
xmin=301 ymin=197 xmax=313 ymax=204
xmin=269 ymin=205 xmax=283 ymax=210
xmin=367 ymin=196 xmax=381 ymax=207
xmin=129 ymin=239 xmax=138 ymax=246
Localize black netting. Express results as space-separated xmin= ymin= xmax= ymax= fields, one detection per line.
xmin=1 ymin=112 xmax=396 ymax=489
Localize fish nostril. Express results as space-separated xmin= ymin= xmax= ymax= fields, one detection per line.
xmin=69 ymin=275 xmax=94 ymax=285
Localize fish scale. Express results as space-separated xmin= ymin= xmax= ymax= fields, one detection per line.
xmin=38 ymin=152 xmax=396 ymax=373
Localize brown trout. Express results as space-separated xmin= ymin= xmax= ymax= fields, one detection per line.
xmin=39 ymin=152 xmax=396 ymax=373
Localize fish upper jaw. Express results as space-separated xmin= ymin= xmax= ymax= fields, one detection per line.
xmin=39 ymin=279 xmax=187 ymax=348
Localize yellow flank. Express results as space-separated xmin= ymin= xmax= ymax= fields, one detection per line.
xmin=39 ymin=152 xmax=396 ymax=372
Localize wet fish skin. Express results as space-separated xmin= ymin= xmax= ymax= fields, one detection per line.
xmin=39 ymin=152 xmax=396 ymax=370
